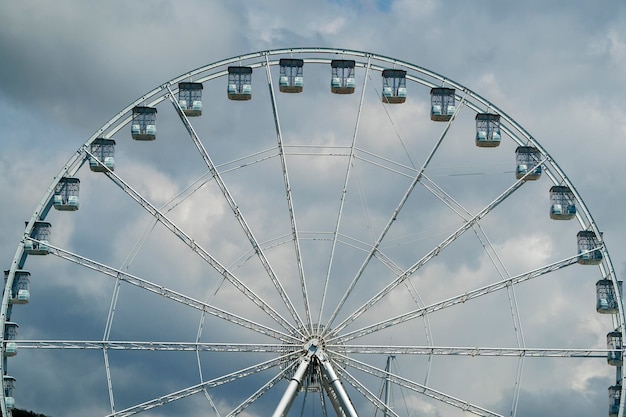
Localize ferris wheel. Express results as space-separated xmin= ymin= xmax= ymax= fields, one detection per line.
xmin=2 ymin=47 xmax=624 ymax=417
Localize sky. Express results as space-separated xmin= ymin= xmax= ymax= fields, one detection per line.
xmin=2 ymin=1 xmax=626 ymax=417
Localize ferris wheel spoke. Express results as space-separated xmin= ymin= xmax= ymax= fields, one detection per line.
xmin=96 ymin=166 xmax=299 ymax=335
xmin=262 ymin=55 xmax=312 ymax=330
xmin=329 ymin=252 xmax=581 ymax=345
xmin=333 ymin=363 xmax=400 ymax=417
xmin=328 ymin=166 xmax=532 ymax=339
xmin=166 ymin=85 xmax=306 ymax=335
xmin=330 ymin=344 xmax=610 ymax=357
xmin=14 ymin=340 xmax=297 ymax=353
xmin=106 ymin=353 xmax=291 ymax=417
xmin=226 ymin=362 xmax=295 ymax=417
xmin=318 ymin=57 xmax=372 ymax=328
xmin=35 ymin=240 xmax=299 ymax=343
xmin=335 ymin=353 xmax=504 ymax=417
xmin=419 ymin=173 xmax=527 ymax=346
xmin=324 ymin=97 xmax=467 ymax=333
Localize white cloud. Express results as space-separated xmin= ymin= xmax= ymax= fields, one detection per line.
xmin=1 ymin=1 xmax=625 ymax=416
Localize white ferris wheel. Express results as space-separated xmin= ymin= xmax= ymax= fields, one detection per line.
xmin=2 ymin=47 xmax=625 ymax=417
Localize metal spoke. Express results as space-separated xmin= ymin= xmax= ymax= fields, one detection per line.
xmin=35 ymin=239 xmax=299 ymax=343
xmin=14 ymin=340 xmax=298 ymax=353
xmin=327 ymin=162 xmax=541 ymax=339
xmin=324 ymin=97 xmax=466 ymax=334
xmin=85 ymin=154 xmax=300 ymax=336
xmin=335 ymin=353 xmax=504 ymax=417
xmin=166 ymin=86 xmax=305 ymax=335
xmin=261 ymin=55 xmax=311 ymax=330
xmin=334 ymin=364 xmax=400 ymax=417
xmin=227 ymin=362 xmax=296 ymax=417
xmin=330 ymin=252 xmax=580 ymax=345
xmin=318 ymin=57 xmax=371 ymax=328
xmin=329 ymin=344 xmax=611 ymax=357
xmin=107 ymin=353 xmax=292 ymax=417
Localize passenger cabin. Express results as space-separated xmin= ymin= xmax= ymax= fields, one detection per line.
xmin=23 ymin=221 xmax=51 ymax=255
xmin=4 ymin=322 xmax=17 ymax=357
xmin=381 ymin=69 xmax=407 ymax=103
xmin=178 ymin=82 xmax=203 ymax=116
xmin=475 ymin=113 xmax=501 ymax=147
xmin=53 ymin=177 xmax=80 ymax=211
xmin=131 ymin=106 xmax=157 ymax=140
xmin=607 ymin=331 xmax=622 ymax=366
xmin=549 ymin=186 xmax=576 ymax=220
xmin=3 ymin=376 xmax=15 ymax=410
xmin=610 ymin=385 xmax=621 ymax=417
xmin=578 ymin=230 xmax=603 ymax=265
xmin=4 ymin=270 xmax=30 ymax=304
xmin=227 ymin=66 xmax=252 ymax=100
xmin=515 ymin=146 xmax=542 ymax=180
xmin=89 ymin=138 xmax=116 ymax=172
xmin=430 ymin=87 xmax=456 ymax=121
xmin=596 ymin=279 xmax=621 ymax=314
xmin=331 ymin=60 xmax=356 ymax=94
xmin=279 ymin=59 xmax=304 ymax=93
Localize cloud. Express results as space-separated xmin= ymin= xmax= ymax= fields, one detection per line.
xmin=1 ymin=1 xmax=626 ymax=417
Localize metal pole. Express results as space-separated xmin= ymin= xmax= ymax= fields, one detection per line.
xmin=271 ymin=358 xmax=310 ymax=417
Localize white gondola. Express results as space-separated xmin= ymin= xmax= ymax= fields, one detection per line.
xmin=227 ymin=66 xmax=252 ymax=100
xmin=89 ymin=138 xmax=116 ymax=172
xmin=475 ymin=113 xmax=501 ymax=147
xmin=178 ymin=82 xmax=203 ymax=117
xmin=610 ymin=385 xmax=621 ymax=417
xmin=607 ymin=331 xmax=622 ymax=366
xmin=549 ymin=185 xmax=576 ymax=220
xmin=131 ymin=106 xmax=157 ymax=140
xmin=279 ymin=59 xmax=304 ymax=93
xmin=430 ymin=87 xmax=456 ymax=121
xmin=515 ymin=146 xmax=542 ymax=180
xmin=331 ymin=60 xmax=356 ymax=94
xmin=53 ymin=177 xmax=80 ymax=211
xmin=4 ymin=322 xmax=18 ymax=357
xmin=3 ymin=376 xmax=15 ymax=410
xmin=381 ymin=69 xmax=407 ymax=103
xmin=4 ymin=270 xmax=30 ymax=304
xmin=23 ymin=221 xmax=51 ymax=255
xmin=578 ymin=230 xmax=602 ymax=265
xmin=596 ymin=279 xmax=622 ymax=314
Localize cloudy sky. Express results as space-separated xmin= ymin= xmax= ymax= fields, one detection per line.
xmin=2 ymin=1 xmax=626 ymax=417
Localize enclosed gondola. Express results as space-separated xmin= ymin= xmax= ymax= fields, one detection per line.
xmin=610 ymin=385 xmax=622 ymax=417
xmin=53 ymin=177 xmax=80 ymax=211
xmin=3 ymin=322 xmax=17 ymax=357
xmin=89 ymin=138 xmax=116 ymax=172
xmin=381 ymin=69 xmax=407 ymax=103
xmin=131 ymin=106 xmax=157 ymax=140
xmin=549 ymin=185 xmax=576 ymax=220
xmin=515 ymin=146 xmax=542 ymax=180
xmin=23 ymin=221 xmax=51 ymax=255
xmin=227 ymin=66 xmax=252 ymax=100
xmin=178 ymin=82 xmax=203 ymax=116
xmin=430 ymin=87 xmax=456 ymax=121
xmin=331 ymin=60 xmax=356 ymax=94
xmin=3 ymin=270 xmax=30 ymax=304
xmin=607 ymin=331 xmax=622 ymax=366
xmin=475 ymin=113 xmax=501 ymax=147
xmin=578 ymin=230 xmax=602 ymax=265
xmin=3 ymin=376 xmax=14 ymax=410
xmin=596 ymin=279 xmax=621 ymax=314
xmin=279 ymin=59 xmax=304 ymax=93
